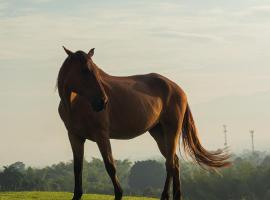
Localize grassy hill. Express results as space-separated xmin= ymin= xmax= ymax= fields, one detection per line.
xmin=0 ymin=192 xmax=157 ymax=200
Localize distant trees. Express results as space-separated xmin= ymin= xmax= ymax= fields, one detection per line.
xmin=128 ymin=160 xmax=165 ymax=195
xmin=0 ymin=162 xmax=25 ymax=191
xmin=0 ymin=151 xmax=270 ymax=199
xmin=0 ymin=159 xmax=131 ymax=194
xmin=181 ymin=152 xmax=270 ymax=200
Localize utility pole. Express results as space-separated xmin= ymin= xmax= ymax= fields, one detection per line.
xmin=250 ymin=130 xmax=255 ymax=154
xmin=223 ymin=125 xmax=228 ymax=148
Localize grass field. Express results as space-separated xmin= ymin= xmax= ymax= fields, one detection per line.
xmin=0 ymin=192 xmax=158 ymax=200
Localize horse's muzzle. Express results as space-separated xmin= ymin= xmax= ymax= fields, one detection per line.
xmin=92 ymin=98 xmax=107 ymax=112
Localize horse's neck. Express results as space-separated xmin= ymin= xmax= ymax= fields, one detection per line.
xmin=98 ymin=68 xmax=109 ymax=76
xmin=96 ymin=65 xmax=112 ymax=80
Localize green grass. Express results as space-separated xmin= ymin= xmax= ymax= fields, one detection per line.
xmin=0 ymin=192 xmax=158 ymax=200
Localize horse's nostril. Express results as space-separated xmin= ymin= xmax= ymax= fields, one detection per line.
xmin=91 ymin=98 xmax=107 ymax=112
xmin=99 ymin=99 xmax=105 ymax=106
xmin=93 ymin=99 xmax=104 ymax=111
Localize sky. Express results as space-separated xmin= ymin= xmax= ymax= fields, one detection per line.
xmin=0 ymin=0 xmax=270 ymax=166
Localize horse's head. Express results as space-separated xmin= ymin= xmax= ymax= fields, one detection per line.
xmin=57 ymin=47 xmax=108 ymax=112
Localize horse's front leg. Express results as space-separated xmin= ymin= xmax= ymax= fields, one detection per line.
xmin=68 ymin=132 xmax=85 ymax=200
xmin=97 ymin=136 xmax=123 ymax=200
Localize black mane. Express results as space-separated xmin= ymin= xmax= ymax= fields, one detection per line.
xmin=56 ymin=50 xmax=88 ymax=91
xmin=74 ymin=51 xmax=87 ymax=64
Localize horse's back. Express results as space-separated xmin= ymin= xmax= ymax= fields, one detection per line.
xmin=126 ymin=72 xmax=187 ymax=108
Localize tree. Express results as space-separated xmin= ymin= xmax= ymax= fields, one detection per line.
xmin=0 ymin=162 xmax=24 ymax=191
xmin=128 ymin=160 xmax=165 ymax=191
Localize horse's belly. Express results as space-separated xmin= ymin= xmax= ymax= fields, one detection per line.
xmin=109 ymin=97 xmax=163 ymax=139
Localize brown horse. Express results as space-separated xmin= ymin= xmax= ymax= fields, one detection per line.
xmin=57 ymin=47 xmax=230 ymax=200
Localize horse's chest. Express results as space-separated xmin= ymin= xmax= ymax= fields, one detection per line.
xmin=69 ymin=114 xmax=94 ymax=140
xmin=69 ymin=99 xmax=109 ymax=141
xmin=70 ymin=115 xmax=108 ymax=141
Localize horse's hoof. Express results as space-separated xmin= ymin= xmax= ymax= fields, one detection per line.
xmin=160 ymin=197 xmax=169 ymax=200
xmin=114 ymin=189 xmax=123 ymax=200
xmin=114 ymin=194 xmax=123 ymax=200
xmin=173 ymin=191 xmax=183 ymax=200
xmin=114 ymin=193 xmax=123 ymax=200
xmin=161 ymin=192 xmax=170 ymax=200
xmin=72 ymin=193 xmax=82 ymax=200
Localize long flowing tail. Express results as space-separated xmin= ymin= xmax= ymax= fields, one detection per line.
xmin=181 ymin=104 xmax=231 ymax=168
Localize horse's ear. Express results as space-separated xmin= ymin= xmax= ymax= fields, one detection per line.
xmin=88 ymin=48 xmax=95 ymax=58
xmin=62 ymin=46 xmax=73 ymax=56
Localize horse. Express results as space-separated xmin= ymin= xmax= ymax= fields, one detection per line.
xmin=57 ymin=47 xmax=230 ymax=200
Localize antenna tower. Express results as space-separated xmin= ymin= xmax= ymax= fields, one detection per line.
xmin=223 ymin=125 xmax=228 ymax=147
xmin=250 ymin=130 xmax=255 ymax=154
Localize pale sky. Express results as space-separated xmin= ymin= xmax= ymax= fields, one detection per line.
xmin=0 ymin=0 xmax=270 ymax=166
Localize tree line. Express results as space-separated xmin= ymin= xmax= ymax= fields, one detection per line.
xmin=0 ymin=151 xmax=270 ymax=200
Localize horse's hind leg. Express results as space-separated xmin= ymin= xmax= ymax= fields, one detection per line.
xmin=161 ymin=101 xmax=186 ymax=200
xmin=149 ymin=124 xmax=170 ymax=200
xmin=173 ymin=154 xmax=181 ymax=200
xmin=162 ymin=122 xmax=182 ymax=200
xmin=150 ymin=122 xmax=183 ymax=200
xmin=96 ymin=137 xmax=123 ymax=200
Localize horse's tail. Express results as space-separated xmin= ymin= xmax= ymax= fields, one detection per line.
xmin=181 ymin=104 xmax=231 ymax=168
